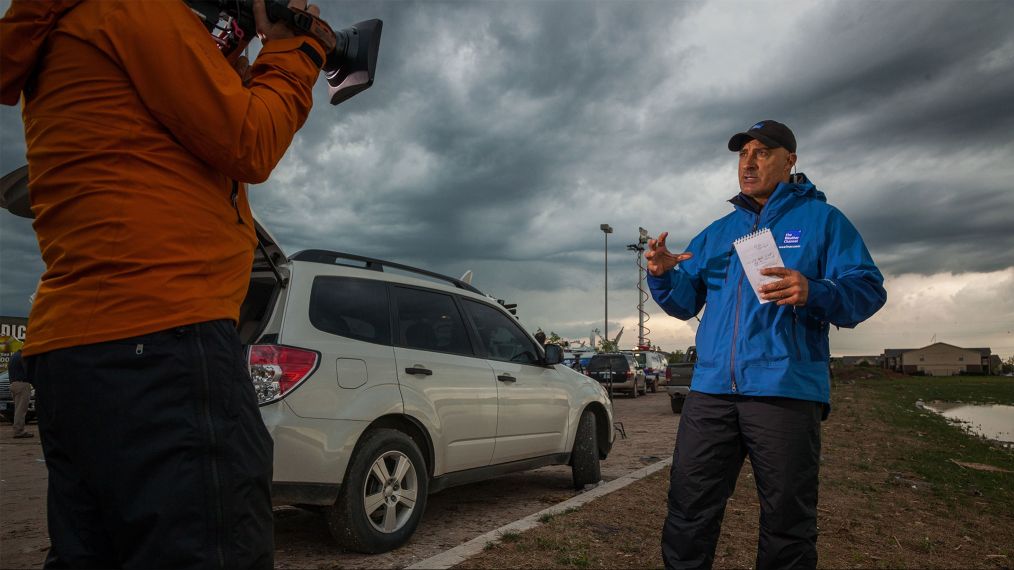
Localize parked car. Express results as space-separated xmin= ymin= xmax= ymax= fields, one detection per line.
xmin=239 ymin=221 xmax=615 ymax=554
xmin=665 ymin=346 xmax=696 ymax=413
xmin=0 ymin=370 xmax=36 ymax=423
xmin=633 ymin=350 xmax=668 ymax=392
xmin=585 ymin=352 xmax=647 ymax=398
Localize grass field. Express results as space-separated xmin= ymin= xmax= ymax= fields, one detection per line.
xmin=461 ymin=369 xmax=1014 ymax=569
xmin=848 ymin=371 xmax=1013 ymax=517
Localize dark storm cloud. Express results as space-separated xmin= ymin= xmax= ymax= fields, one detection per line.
xmin=851 ymin=185 xmax=1014 ymax=276
xmin=2 ymin=0 xmax=1013 ymax=327
xmin=267 ymin=0 xmax=1014 ymax=282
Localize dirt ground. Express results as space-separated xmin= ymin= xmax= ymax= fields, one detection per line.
xmin=464 ymin=372 xmax=1014 ymax=569
xmin=0 ymin=390 xmax=681 ymax=569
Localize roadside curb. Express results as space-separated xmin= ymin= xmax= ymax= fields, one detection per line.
xmin=405 ymin=457 xmax=673 ymax=570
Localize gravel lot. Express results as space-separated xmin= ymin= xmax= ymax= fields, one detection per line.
xmin=0 ymin=390 xmax=680 ymax=569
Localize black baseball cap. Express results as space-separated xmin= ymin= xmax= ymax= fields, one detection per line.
xmin=728 ymin=120 xmax=797 ymax=153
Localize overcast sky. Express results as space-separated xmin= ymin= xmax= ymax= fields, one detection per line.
xmin=2 ymin=0 xmax=1013 ymax=357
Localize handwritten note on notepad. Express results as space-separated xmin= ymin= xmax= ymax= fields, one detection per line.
xmin=733 ymin=228 xmax=784 ymax=304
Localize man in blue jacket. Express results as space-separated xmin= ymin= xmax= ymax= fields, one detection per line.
xmin=648 ymin=120 xmax=886 ymax=570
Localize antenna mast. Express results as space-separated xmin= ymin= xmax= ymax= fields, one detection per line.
xmin=627 ymin=227 xmax=651 ymax=350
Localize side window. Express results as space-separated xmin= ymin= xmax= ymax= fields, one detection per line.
xmin=462 ymin=299 xmax=539 ymax=364
xmin=394 ymin=287 xmax=473 ymax=355
xmin=309 ymin=277 xmax=391 ymax=345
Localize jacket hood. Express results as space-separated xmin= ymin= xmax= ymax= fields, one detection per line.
xmin=781 ymin=172 xmax=825 ymax=202
xmin=0 ymin=0 xmax=84 ymax=106
xmin=729 ymin=172 xmax=826 ymax=220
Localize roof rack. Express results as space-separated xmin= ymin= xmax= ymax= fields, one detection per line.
xmin=291 ymin=249 xmax=484 ymax=295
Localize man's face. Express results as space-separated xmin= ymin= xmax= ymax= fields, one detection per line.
xmin=738 ymin=139 xmax=797 ymax=203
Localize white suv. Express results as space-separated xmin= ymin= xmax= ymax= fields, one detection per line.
xmin=239 ymin=222 xmax=615 ymax=553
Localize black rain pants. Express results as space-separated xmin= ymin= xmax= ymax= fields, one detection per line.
xmin=27 ymin=320 xmax=274 ymax=569
xmin=661 ymin=391 xmax=822 ymax=570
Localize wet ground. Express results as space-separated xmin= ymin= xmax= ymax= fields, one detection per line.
xmin=922 ymin=401 xmax=1014 ymax=445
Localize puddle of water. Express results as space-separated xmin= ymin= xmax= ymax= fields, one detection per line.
xmin=921 ymin=401 xmax=1014 ymax=444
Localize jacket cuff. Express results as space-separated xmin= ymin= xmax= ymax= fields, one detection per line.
xmin=807 ymin=278 xmax=840 ymax=319
xmin=258 ymin=36 xmax=327 ymax=69
xmin=646 ymin=270 xmax=672 ymax=291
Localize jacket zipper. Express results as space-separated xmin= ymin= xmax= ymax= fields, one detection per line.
xmin=194 ymin=327 xmax=227 ymax=568
xmin=730 ymin=214 xmax=761 ymax=393
xmin=790 ymin=307 xmax=802 ymax=360
xmin=730 ymin=274 xmax=743 ymax=393
xmin=231 ymin=180 xmax=244 ymax=225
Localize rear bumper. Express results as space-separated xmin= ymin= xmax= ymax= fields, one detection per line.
xmin=666 ymin=386 xmax=690 ymax=398
xmin=597 ymin=379 xmax=637 ymax=391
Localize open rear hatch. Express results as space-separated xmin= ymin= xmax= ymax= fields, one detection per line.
xmin=240 ymin=215 xmax=290 ymax=343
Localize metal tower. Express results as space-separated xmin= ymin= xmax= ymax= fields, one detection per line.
xmin=626 ymin=227 xmax=651 ymax=350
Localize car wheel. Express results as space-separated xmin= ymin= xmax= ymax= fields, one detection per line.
xmin=670 ymin=396 xmax=685 ymax=414
xmin=328 ymin=428 xmax=428 ymax=554
xmin=571 ymin=410 xmax=601 ymax=489
xmin=650 ymin=379 xmax=658 ymax=393
xmin=630 ymin=384 xmax=638 ymax=398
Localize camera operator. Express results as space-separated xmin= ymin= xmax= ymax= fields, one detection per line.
xmin=1 ymin=1 xmax=327 ymax=567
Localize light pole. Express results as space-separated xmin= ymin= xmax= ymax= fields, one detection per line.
xmin=600 ymin=224 xmax=613 ymax=350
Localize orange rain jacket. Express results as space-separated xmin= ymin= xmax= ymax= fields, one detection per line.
xmin=1 ymin=1 xmax=324 ymax=356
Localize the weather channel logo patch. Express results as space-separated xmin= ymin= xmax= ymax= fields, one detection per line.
xmin=780 ymin=230 xmax=802 ymax=249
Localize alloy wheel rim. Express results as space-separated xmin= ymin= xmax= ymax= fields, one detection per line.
xmin=362 ymin=450 xmax=418 ymax=534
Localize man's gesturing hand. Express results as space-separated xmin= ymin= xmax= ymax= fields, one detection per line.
xmin=645 ymin=232 xmax=693 ymax=276
xmin=759 ymin=268 xmax=809 ymax=306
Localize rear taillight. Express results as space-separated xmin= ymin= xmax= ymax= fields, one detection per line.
xmin=247 ymin=344 xmax=319 ymax=405
xmin=625 ymin=370 xmax=632 ymax=380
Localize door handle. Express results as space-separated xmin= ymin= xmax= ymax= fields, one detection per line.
xmin=497 ymin=374 xmax=516 ymax=383
xmin=405 ymin=367 xmax=433 ymax=376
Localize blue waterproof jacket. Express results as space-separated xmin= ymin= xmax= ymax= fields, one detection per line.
xmin=648 ymin=174 xmax=886 ymax=404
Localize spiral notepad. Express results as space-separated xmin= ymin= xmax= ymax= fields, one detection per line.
xmin=733 ymin=228 xmax=784 ymax=304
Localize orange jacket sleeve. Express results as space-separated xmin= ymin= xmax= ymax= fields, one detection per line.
xmin=0 ymin=0 xmax=84 ymax=105
xmin=95 ymin=1 xmax=324 ymax=183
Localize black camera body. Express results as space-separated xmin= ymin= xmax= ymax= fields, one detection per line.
xmin=185 ymin=0 xmax=382 ymax=105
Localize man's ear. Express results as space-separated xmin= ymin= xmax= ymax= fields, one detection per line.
xmin=786 ymin=152 xmax=797 ymax=173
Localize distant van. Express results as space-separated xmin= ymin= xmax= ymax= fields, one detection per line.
xmin=632 ymin=351 xmax=668 ymax=392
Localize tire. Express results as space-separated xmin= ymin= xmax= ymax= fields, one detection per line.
xmin=640 ymin=379 xmax=648 ymax=396
xmin=328 ymin=428 xmax=429 ymax=554
xmin=670 ymin=396 xmax=685 ymax=414
xmin=650 ymin=378 xmax=658 ymax=393
xmin=630 ymin=384 xmax=638 ymax=398
xmin=571 ymin=410 xmax=601 ymax=489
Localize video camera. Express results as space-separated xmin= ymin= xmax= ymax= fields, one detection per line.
xmin=185 ymin=0 xmax=382 ymax=105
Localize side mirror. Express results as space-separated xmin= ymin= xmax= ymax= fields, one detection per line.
xmin=544 ymin=344 xmax=563 ymax=366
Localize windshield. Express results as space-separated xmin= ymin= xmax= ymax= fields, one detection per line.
xmin=634 ymin=353 xmax=646 ymax=366
xmin=588 ymin=356 xmax=629 ymax=372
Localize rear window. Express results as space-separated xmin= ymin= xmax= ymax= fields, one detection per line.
xmin=634 ymin=353 xmax=646 ymax=366
xmin=309 ymin=276 xmax=391 ymax=345
xmin=588 ymin=355 xmax=630 ymax=372
xmin=394 ymin=287 xmax=474 ymax=356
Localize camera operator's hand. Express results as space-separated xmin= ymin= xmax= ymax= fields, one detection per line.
xmin=233 ymin=56 xmax=252 ymax=86
xmin=253 ymin=0 xmax=321 ymax=43
xmin=646 ymin=232 xmax=692 ymax=276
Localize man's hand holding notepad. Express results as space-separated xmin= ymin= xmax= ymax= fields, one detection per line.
xmin=733 ymin=228 xmax=785 ymax=304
